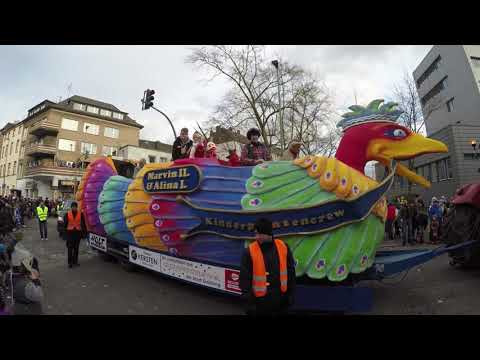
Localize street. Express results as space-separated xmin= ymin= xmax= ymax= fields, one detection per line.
xmin=18 ymin=218 xmax=480 ymax=315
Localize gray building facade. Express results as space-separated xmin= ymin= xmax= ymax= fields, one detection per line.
xmin=375 ymin=45 xmax=480 ymax=201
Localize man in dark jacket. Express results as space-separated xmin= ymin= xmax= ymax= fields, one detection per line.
xmin=240 ymin=128 xmax=272 ymax=165
xmin=171 ymin=128 xmax=193 ymax=161
xmin=63 ymin=202 xmax=87 ymax=268
xmin=239 ymin=218 xmax=296 ymax=316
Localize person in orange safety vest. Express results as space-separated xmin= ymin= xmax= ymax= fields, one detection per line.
xmin=63 ymin=201 xmax=87 ymax=268
xmin=239 ymin=218 xmax=296 ymax=316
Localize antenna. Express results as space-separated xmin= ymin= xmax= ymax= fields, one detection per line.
xmin=67 ymin=83 xmax=73 ymax=98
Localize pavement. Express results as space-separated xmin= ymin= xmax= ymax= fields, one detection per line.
xmin=16 ymin=218 xmax=480 ymax=315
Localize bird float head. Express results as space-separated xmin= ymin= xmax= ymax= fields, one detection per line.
xmin=335 ymin=99 xmax=448 ymax=188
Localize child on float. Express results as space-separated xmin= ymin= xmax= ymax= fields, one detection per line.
xmin=189 ymin=131 xmax=206 ymax=159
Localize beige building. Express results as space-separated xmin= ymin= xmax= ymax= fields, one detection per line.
xmin=0 ymin=95 xmax=142 ymax=200
xmin=0 ymin=122 xmax=25 ymax=196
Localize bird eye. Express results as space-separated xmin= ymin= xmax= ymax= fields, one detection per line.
xmin=385 ymin=128 xmax=407 ymax=138
xmin=393 ymin=129 xmax=406 ymax=138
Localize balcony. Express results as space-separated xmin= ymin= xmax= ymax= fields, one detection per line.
xmin=29 ymin=118 xmax=60 ymax=136
xmin=25 ymin=143 xmax=57 ymax=157
xmin=24 ymin=160 xmax=87 ymax=178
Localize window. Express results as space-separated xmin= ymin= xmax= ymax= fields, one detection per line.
xmin=464 ymin=153 xmax=477 ymax=160
xmin=10 ymin=142 xmax=13 ymax=155
xmin=102 ymin=145 xmax=118 ymax=156
xmin=3 ymin=145 xmax=6 ymax=158
xmin=83 ymin=123 xmax=99 ymax=135
xmin=438 ymin=159 xmax=447 ymax=180
xmin=73 ymin=103 xmax=86 ymax=111
xmin=447 ymin=157 xmax=453 ymax=178
xmin=446 ymin=98 xmax=455 ymax=112
xmin=104 ymin=127 xmax=119 ymax=139
xmin=18 ymin=163 xmax=22 ymax=176
xmin=425 ymin=164 xmax=432 ymax=182
xmin=58 ymin=139 xmax=76 ymax=151
xmin=416 ymin=56 xmax=442 ymax=88
xmin=100 ymin=109 xmax=112 ymax=117
xmin=61 ymin=118 xmax=78 ymax=131
xmin=13 ymin=161 xmax=16 ymax=175
xmin=421 ymin=76 xmax=448 ymax=107
xmin=87 ymin=105 xmax=99 ymax=114
xmin=81 ymin=142 xmax=97 ymax=155
xmin=7 ymin=163 xmax=10 ymax=176
xmin=432 ymin=161 xmax=438 ymax=182
xmin=471 ymin=56 xmax=480 ymax=67
xmin=112 ymin=112 xmax=124 ymax=120
xmin=148 ymin=155 xmax=156 ymax=163
xmin=159 ymin=157 xmax=168 ymax=162
xmin=15 ymin=140 xmax=19 ymax=153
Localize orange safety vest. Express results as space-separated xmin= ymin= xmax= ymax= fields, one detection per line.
xmin=248 ymin=239 xmax=288 ymax=297
xmin=67 ymin=210 xmax=82 ymax=231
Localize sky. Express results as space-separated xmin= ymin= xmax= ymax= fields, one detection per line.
xmin=0 ymin=45 xmax=431 ymax=148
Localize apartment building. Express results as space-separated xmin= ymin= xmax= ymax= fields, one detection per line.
xmin=0 ymin=122 xmax=24 ymax=196
xmin=0 ymin=95 xmax=143 ymax=200
xmin=376 ymin=45 xmax=480 ymax=200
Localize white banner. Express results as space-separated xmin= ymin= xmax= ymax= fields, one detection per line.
xmin=89 ymin=233 xmax=107 ymax=252
xmin=127 ymin=245 xmax=241 ymax=294
xmin=128 ymin=246 xmax=161 ymax=272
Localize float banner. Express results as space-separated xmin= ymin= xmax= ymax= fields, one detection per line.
xmin=184 ymin=163 xmax=395 ymax=239
xmin=143 ymin=165 xmax=202 ymax=194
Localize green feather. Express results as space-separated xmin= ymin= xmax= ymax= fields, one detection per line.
xmin=367 ymin=99 xmax=384 ymax=112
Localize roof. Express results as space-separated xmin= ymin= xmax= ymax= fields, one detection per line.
xmin=0 ymin=122 xmax=16 ymax=133
xmin=209 ymin=126 xmax=249 ymax=145
xmin=138 ymin=139 xmax=172 ymax=153
xmin=59 ymin=95 xmax=125 ymax=114
xmin=23 ymin=96 xmax=143 ymax=129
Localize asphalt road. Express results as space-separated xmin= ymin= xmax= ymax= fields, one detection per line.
xmin=17 ymin=218 xmax=480 ymax=315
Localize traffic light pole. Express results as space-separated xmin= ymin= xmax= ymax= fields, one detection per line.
xmin=151 ymin=106 xmax=177 ymax=139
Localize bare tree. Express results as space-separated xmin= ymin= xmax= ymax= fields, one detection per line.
xmin=392 ymin=72 xmax=445 ymax=193
xmin=186 ymin=45 xmax=336 ymax=154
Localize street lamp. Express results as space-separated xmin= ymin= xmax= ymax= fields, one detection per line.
xmin=271 ymin=60 xmax=285 ymax=151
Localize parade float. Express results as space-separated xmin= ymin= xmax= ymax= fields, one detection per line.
xmin=76 ymin=99 xmax=474 ymax=312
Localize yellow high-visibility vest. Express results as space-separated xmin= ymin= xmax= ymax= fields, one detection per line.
xmin=36 ymin=206 xmax=48 ymax=221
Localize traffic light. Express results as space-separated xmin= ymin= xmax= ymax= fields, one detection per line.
xmin=142 ymin=89 xmax=155 ymax=110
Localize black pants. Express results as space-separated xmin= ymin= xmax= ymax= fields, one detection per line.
xmin=38 ymin=221 xmax=47 ymax=239
xmin=67 ymin=237 xmax=80 ymax=265
xmin=386 ymin=219 xmax=393 ymax=240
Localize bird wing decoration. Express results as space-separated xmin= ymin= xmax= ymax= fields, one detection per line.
xmin=241 ymin=156 xmax=387 ymax=281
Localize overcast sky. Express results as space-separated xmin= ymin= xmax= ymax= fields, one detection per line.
xmin=0 ymin=45 xmax=431 ymax=145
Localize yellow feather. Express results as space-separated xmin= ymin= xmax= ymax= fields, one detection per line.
xmin=296 ymin=155 xmax=316 ymax=169
xmin=131 ymin=224 xmax=159 ymax=238
xmin=126 ymin=213 xmax=155 ymax=230
xmin=307 ymin=156 xmax=327 ymax=178
xmin=125 ymin=190 xmax=152 ymax=202
xmin=137 ymin=237 xmax=168 ymax=251
xmin=319 ymin=158 xmax=339 ymax=191
xmin=334 ymin=160 xmax=352 ymax=198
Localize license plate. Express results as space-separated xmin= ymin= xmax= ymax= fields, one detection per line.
xmin=89 ymin=233 xmax=107 ymax=252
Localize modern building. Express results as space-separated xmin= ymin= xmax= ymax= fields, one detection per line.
xmin=376 ymin=45 xmax=480 ymax=201
xmin=0 ymin=95 xmax=143 ymax=200
xmin=118 ymin=139 xmax=172 ymax=164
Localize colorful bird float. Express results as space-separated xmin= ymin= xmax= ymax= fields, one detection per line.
xmin=76 ymin=99 xmax=473 ymax=312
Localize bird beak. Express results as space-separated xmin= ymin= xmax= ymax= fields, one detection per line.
xmin=368 ymin=133 xmax=448 ymax=188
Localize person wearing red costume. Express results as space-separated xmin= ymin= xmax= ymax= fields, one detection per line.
xmin=190 ymin=131 xmax=206 ymax=159
xmin=205 ymin=142 xmax=217 ymax=158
